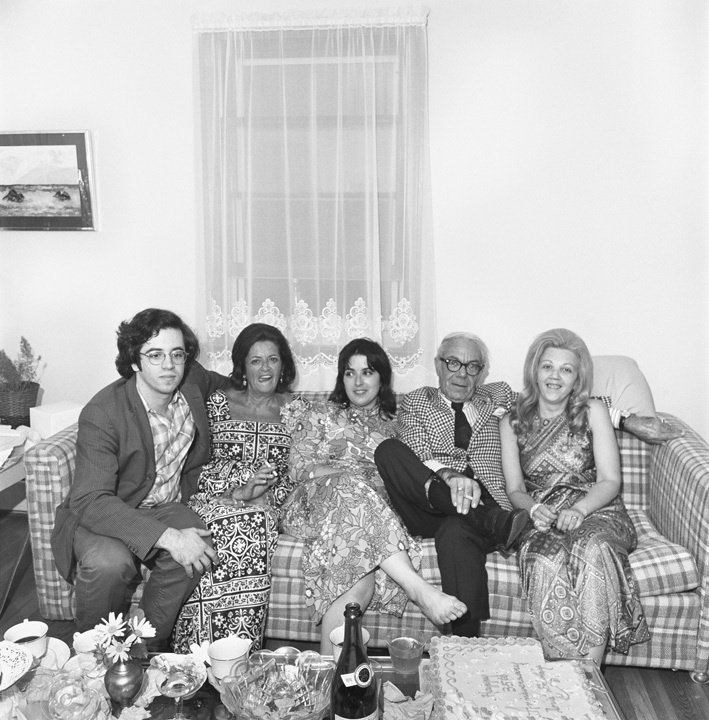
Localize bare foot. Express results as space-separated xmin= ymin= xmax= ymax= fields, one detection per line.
xmin=410 ymin=582 xmax=467 ymax=625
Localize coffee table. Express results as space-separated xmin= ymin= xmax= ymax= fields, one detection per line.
xmin=143 ymin=655 xmax=626 ymax=720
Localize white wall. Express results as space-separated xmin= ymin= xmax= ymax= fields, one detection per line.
xmin=1 ymin=0 xmax=707 ymax=439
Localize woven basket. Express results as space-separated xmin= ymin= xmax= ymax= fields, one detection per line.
xmin=0 ymin=381 xmax=40 ymax=428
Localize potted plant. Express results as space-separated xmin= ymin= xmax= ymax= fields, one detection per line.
xmin=0 ymin=337 xmax=45 ymax=428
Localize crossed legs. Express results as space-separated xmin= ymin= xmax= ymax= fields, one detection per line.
xmin=374 ymin=438 xmax=497 ymax=637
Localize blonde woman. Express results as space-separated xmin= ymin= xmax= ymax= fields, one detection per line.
xmin=500 ymin=328 xmax=649 ymax=665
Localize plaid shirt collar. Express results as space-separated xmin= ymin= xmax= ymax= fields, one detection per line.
xmin=136 ymin=389 xmax=196 ymax=507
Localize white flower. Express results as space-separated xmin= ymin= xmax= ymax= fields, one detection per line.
xmin=128 ymin=615 xmax=156 ymax=642
xmin=95 ymin=612 xmax=126 ymax=647
xmin=105 ymin=637 xmax=135 ymax=663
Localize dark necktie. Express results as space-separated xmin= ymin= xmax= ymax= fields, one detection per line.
xmin=452 ymin=401 xmax=472 ymax=449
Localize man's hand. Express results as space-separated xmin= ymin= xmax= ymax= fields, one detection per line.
xmin=438 ymin=468 xmax=480 ymax=514
xmin=155 ymin=527 xmax=217 ymax=578
xmin=623 ymin=415 xmax=685 ymax=445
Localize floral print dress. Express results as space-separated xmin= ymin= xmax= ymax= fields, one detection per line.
xmin=172 ymin=390 xmax=293 ymax=652
xmin=280 ymin=397 xmax=422 ymax=624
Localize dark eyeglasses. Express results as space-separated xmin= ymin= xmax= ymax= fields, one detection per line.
xmin=437 ymin=357 xmax=484 ymax=376
xmin=140 ymin=350 xmax=187 ymax=365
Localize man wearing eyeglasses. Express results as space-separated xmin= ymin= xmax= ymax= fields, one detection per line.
xmin=51 ymin=308 xmax=227 ymax=649
xmin=376 ymin=331 xmax=682 ymax=638
xmin=375 ymin=331 xmax=532 ymax=638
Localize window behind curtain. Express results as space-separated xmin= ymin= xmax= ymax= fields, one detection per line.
xmin=194 ymin=9 xmax=437 ymax=390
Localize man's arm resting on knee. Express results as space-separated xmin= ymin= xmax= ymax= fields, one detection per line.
xmin=435 ymin=467 xmax=481 ymax=514
xmin=154 ymin=527 xmax=217 ymax=578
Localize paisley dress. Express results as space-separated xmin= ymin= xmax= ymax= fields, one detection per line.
xmin=172 ymin=390 xmax=293 ymax=652
xmin=280 ymin=398 xmax=422 ymax=624
xmin=516 ymin=414 xmax=649 ymax=659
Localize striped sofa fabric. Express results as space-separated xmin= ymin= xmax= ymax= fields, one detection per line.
xmin=24 ymin=398 xmax=709 ymax=680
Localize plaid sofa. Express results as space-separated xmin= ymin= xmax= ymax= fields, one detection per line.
xmin=24 ymin=384 xmax=709 ymax=681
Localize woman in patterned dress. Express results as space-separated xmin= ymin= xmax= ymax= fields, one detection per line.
xmin=281 ymin=338 xmax=466 ymax=653
xmin=172 ymin=323 xmax=296 ymax=652
xmin=499 ymin=328 xmax=649 ymax=665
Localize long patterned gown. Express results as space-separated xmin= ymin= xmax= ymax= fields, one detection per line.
xmin=280 ymin=398 xmax=422 ymax=624
xmin=172 ymin=390 xmax=293 ymax=652
xmin=515 ymin=414 xmax=649 ymax=659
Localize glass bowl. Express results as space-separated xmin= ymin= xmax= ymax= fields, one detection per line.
xmin=218 ymin=648 xmax=335 ymax=720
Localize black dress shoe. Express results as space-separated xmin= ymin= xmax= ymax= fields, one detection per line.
xmin=484 ymin=508 xmax=530 ymax=550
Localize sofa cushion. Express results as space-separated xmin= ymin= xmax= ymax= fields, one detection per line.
xmin=272 ymin=507 xmax=696 ymax=631
xmin=626 ymin=508 xmax=699 ymax=596
xmin=591 ymin=355 xmax=656 ymax=416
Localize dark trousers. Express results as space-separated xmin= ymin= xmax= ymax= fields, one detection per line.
xmin=374 ymin=438 xmax=497 ymax=636
xmin=73 ymin=502 xmax=205 ymax=647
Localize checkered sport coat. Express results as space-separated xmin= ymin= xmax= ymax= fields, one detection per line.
xmin=396 ymin=383 xmax=515 ymax=510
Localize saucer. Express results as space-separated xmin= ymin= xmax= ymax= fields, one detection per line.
xmin=39 ymin=637 xmax=71 ymax=670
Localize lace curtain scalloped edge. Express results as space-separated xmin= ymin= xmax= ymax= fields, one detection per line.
xmin=205 ymin=297 xmax=425 ymax=375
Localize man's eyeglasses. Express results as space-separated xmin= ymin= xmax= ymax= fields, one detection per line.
xmin=438 ymin=357 xmax=484 ymax=376
xmin=140 ymin=350 xmax=188 ymax=365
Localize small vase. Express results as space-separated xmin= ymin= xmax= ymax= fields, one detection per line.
xmin=104 ymin=657 xmax=145 ymax=709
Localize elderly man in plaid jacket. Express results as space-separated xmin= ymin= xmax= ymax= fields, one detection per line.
xmin=375 ymin=331 xmax=682 ymax=638
xmin=375 ymin=331 xmax=532 ymax=638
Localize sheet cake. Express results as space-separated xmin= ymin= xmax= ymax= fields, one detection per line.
xmin=429 ymin=636 xmax=606 ymax=720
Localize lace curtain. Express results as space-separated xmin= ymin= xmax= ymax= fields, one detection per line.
xmin=193 ymin=8 xmax=437 ymax=391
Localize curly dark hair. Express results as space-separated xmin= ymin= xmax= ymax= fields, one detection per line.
xmin=230 ymin=323 xmax=296 ymax=393
xmin=115 ymin=308 xmax=200 ymax=379
xmin=329 ymin=338 xmax=397 ymax=419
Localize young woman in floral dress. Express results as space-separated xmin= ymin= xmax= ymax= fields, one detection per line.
xmin=281 ymin=338 xmax=466 ymax=653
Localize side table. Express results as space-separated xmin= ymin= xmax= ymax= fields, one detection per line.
xmin=0 ymin=448 xmax=31 ymax=617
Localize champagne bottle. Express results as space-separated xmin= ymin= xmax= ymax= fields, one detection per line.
xmin=330 ymin=603 xmax=379 ymax=720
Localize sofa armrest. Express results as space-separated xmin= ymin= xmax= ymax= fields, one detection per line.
xmin=649 ymin=414 xmax=709 ymax=559
xmin=24 ymin=422 xmax=79 ymax=619
xmin=648 ymin=413 xmax=709 ymax=676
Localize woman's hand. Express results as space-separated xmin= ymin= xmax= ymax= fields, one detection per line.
xmin=555 ymin=506 xmax=586 ymax=532
xmin=530 ymin=503 xmax=558 ymax=532
xmin=229 ymin=463 xmax=278 ymax=503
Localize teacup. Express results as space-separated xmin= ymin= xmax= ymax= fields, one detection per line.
xmin=4 ymin=619 xmax=49 ymax=659
xmin=329 ymin=625 xmax=370 ymax=662
xmin=72 ymin=628 xmax=100 ymax=654
xmin=208 ymin=636 xmax=252 ymax=680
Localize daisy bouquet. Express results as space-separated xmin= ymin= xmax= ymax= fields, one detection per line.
xmin=93 ymin=609 xmax=156 ymax=664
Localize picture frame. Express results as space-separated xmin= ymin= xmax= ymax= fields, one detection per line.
xmin=0 ymin=131 xmax=97 ymax=231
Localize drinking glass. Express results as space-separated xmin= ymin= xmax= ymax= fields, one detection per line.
xmin=158 ymin=665 xmax=202 ymax=719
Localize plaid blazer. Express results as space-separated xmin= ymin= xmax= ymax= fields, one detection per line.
xmin=396 ymin=383 xmax=515 ymax=510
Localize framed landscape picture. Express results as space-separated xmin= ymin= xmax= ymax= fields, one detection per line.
xmin=0 ymin=131 xmax=97 ymax=230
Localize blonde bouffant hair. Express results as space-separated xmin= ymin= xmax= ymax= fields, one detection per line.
xmin=510 ymin=328 xmax=594 ymax=437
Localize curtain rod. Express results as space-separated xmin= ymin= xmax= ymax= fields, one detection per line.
xmin=193 ymin=7 xmax=429 ymax=33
